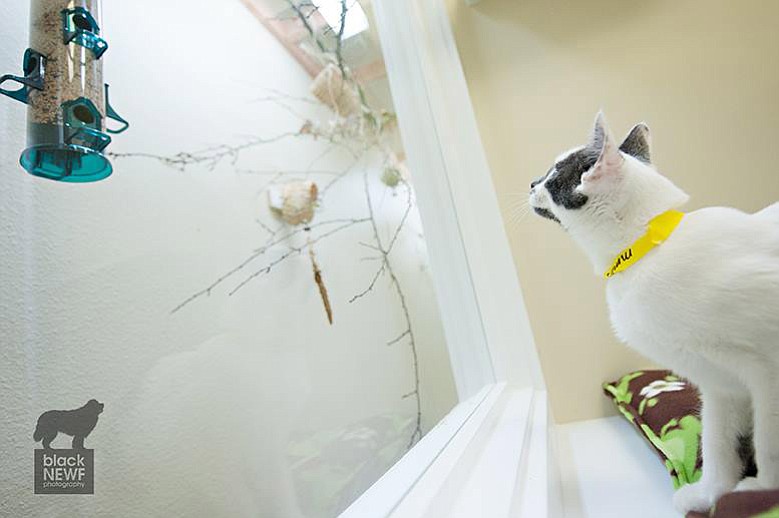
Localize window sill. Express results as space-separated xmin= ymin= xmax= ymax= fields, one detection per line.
xmin=341 ymin=384 xmax=553 ymax=517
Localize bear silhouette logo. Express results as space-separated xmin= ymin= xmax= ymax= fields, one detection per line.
xmin=33 ymin=399 xmax=104 ymax=449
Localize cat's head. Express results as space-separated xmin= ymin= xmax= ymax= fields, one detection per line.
xmin=529 ymin=112 xmax=687 ymax=234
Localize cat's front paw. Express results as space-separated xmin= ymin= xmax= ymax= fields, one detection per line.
xmin=735 ymin=477 xmax=763 ymax=492
xmin=673 ymin=480 xmax=731 ymax=514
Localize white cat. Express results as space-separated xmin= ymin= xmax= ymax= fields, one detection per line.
xmin=529 ymin=112 xmax=779 ymax=514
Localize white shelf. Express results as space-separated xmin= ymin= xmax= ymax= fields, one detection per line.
xmin=557 ymin=416 xmax=681 ymax=518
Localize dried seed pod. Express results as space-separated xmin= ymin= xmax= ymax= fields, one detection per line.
xmin=268 ymin=181 xmax=319 ymax=226
xmin=310 ymin=64 xmax=360 ymax=117
xmin=308 ymin=243 xmax=333 ymax=325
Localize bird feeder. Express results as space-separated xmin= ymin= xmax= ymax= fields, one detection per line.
xmin=0 ymin=0 xmax=128 ymax=182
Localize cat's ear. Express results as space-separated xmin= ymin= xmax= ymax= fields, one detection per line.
xmin=619 ymin=123 xmax=651 ymax=163
xmin=588 ymin=111 xmax=608 ymax=150
xmin=583 ymin=111 xmax=624 ymax=184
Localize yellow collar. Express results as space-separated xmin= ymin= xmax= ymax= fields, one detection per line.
xmin=603 ymin=210 xmax=684 ymax=279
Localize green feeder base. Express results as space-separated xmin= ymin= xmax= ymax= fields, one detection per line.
xmin=20 ymin=144 xmax=113 ymax=183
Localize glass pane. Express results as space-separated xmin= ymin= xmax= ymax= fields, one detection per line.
xmin=0 ymin=0 xmax=486 ymax=516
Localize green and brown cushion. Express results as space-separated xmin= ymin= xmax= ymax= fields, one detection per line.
xmin=687 ymin=490 xmax=779 ymax=518
xmin=604 ymin=369 xmax=772 ymax=518
xmin=603 ymin=369 xmax=703 ymax=488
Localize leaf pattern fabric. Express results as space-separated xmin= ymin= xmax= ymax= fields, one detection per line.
xmin=604 ymin=370 xmax=775 ymax=518
xmin=604 ymin=370 xmax=703 ymax=488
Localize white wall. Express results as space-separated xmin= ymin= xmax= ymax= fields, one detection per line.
xmin=0 ymin=1 xmax=456 ymax=516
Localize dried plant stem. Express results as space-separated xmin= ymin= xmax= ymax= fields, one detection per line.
xmin=308 ymin=237 xmax=334 ymax=324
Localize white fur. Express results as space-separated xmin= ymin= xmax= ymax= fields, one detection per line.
xmin=530 ymin=114 xmax=779 ymax=514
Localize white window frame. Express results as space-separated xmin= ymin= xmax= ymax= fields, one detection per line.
xmin=341 ymin=1 xmax=559 ymax=516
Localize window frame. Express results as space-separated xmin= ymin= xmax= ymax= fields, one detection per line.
xmin=340 ymin=0 xmax=551 ymax=516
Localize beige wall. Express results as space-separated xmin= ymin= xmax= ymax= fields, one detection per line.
xmin=445 ymin=0 xmax=779 ymax=423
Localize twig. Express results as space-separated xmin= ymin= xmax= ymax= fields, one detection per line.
xmin=387 ymin=329 xmax=410 ymax=346
xmin=110 ymin=133 xmax=299 ymax=171
xmin=348 ymin=263 xmax=385 ymax=303
xmin=335 ymin=0 xmax=348 ymax=77
xmin=228 ymin=218 xmax=368 ymax=296
xmin=255 ymin=219 xmax=279 ymax=237
xmin=353 ymin=175 xmax=422 ymax=448
xmin=285 ymin=0 xmax=327 ymax=53
xmin=237 ymin=169 xmax=343 ymax=176
xmin=348 ymin=181 xmax=412 ymax=303
xmin=252 ymin=217 xmax=365 ymax=252
xmin=171 ymin=218 xmax=368 ymax=313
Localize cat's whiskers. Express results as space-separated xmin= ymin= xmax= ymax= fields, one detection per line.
xmin=502 ymin=193 xmax=532 ymax=229
xmin=510 ymin=205 xmax=532 ymax=227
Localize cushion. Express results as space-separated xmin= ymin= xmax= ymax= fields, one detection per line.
xmin=603 ymin=370 xmax=704 ymax=488
xmin=604 ymin=370 xmax=765 ymax=517
xmin=687 ymin=490 xmax=779 ymax=518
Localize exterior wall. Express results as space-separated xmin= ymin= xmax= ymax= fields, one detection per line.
xmin=0 ymin=0 xmax=456 ymax=515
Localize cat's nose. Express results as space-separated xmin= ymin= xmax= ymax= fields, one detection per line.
xmin=530 ymin=178 xmax=542 ymax=189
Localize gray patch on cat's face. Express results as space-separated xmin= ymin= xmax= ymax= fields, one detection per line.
xmin=532 ymin=146 xmax=599 ymax=220
xmin=619 ymin=124 xmax=651 ymax=163
xmin=532 ymin=207 xmax=560 ymax=223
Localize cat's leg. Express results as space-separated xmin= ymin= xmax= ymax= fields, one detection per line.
xmin=673 ymin=389 xmax=749 ymax=514
xmin=748 ymin=372 xmax=779 ymax=490
xmin=735 ymin=477 xmax=762 ymax=492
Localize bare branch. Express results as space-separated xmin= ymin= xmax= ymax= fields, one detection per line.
xmin=171 ymin=218 xmax=368 ymax=313
xmin=386 ymin=329 xmax=410 ymax=346
xmin=348 ymin=262 xmax=385 ymax=303
xmin=237 ymin=169 xmax=343 ymax=176
xmin=252 ymin=217 xmax=366 ymax=252
xmin=228 ymin=218 xmax=369 ymax=296
xmin=110 ymin=132 xmax=299 ymax=171
xmin=356 ymin=174 xmax=422 ymax=448
xmin=386 ymin=182 xmax=413 ymax=253
xmin=255 ymin=219 xmax=279 ymax=237
xmin=334 ymin=0 xmax=348 ymax=77
xmin=285 ymin=0 xmax=327 ymax=53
